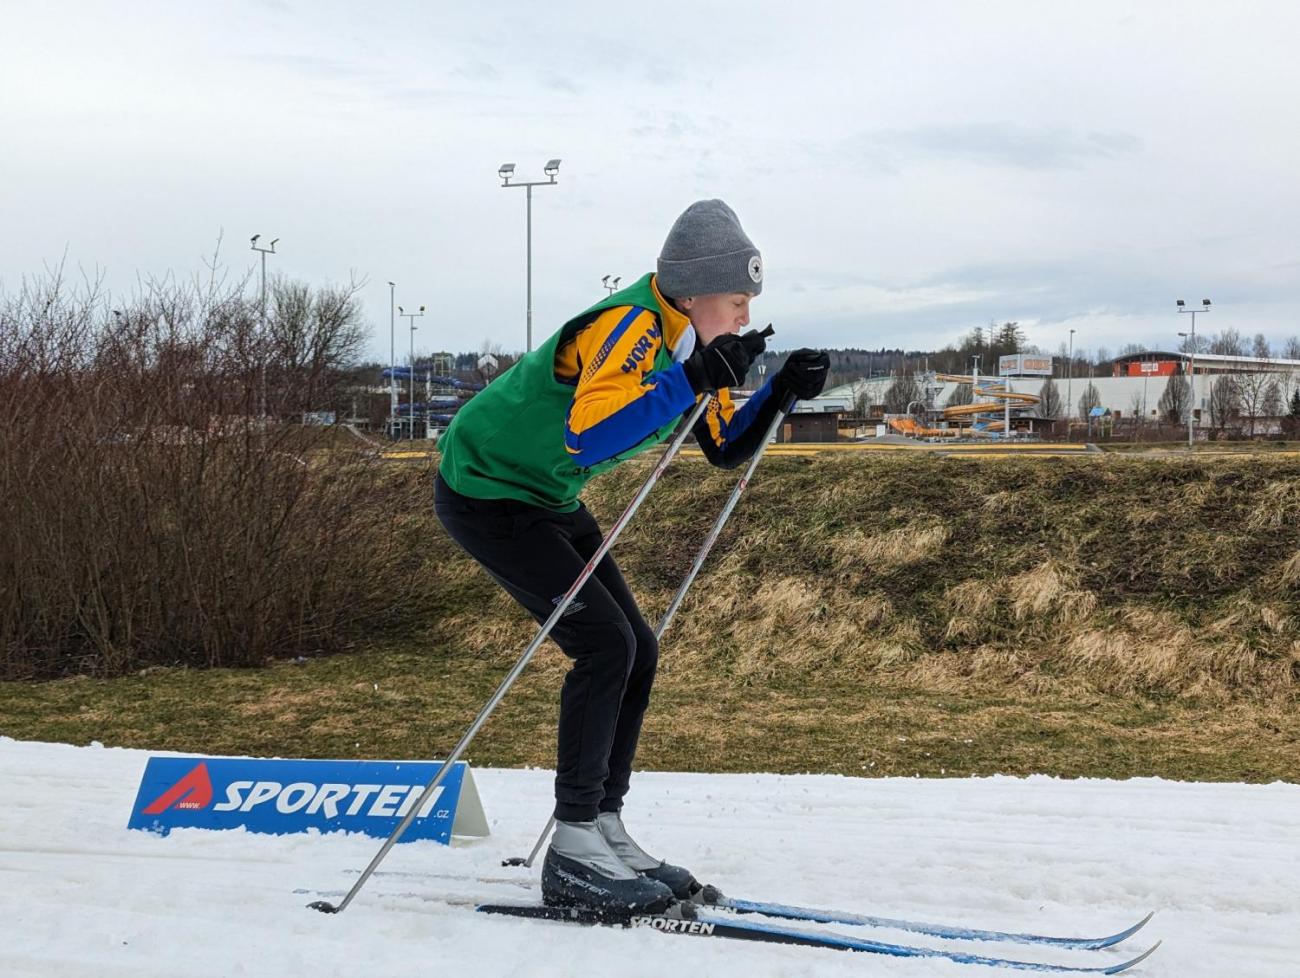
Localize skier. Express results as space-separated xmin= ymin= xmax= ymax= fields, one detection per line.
xmin=435 ymin=200 xmax=829 ymax=913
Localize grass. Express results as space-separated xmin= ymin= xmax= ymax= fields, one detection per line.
xmin=4 ymin=451 xmax=1299 ymax=783
xmin=1 ymin=642 xmax=1297 ymax=782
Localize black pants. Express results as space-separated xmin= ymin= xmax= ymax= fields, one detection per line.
xmin=434 ymin=474 xmax=658 ymax=822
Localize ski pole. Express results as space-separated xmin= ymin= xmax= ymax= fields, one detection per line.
xmin=309 ymin=396 xmax=712 ymax=915
xmin=657 ymin=391 xmax=798 ymax=639
xmin=504 ymin=391 xmax=798 ymax=868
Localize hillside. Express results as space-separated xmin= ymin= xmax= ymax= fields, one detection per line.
xmin=4 ymin=452 xmax=1298 ymax=784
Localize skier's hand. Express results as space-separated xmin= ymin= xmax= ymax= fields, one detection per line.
xmin=683 ymin=326 xmax=771 ymax=393
xmin=775 ymin=349 xmax=830 ymax=401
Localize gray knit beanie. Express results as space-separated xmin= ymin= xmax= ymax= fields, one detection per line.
xmin=657 ymin=199 xmax=763 ymax=299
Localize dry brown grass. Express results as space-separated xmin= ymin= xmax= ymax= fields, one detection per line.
xmin=480 ymin=452 xmax=1300 ymax=701
xmin=1006 ymin=560 xmax=1098 ymax=623
xmin=671 ymin=574 xmax=904 ymax=680
xmin=5 ymin=645 xmax=1300 ymax=782
xmin=1246 ymin=479 xmax=1300 ymax=530
xmin=13 ymin=446 xmax=1282 ymax=701
xmin=1280 ymin=551 xmax=1300 ymax=588
xmin=941 ymin=580 xmax=997 ymax=642
xmin=829 ymin=523 xmax=950 ymax=573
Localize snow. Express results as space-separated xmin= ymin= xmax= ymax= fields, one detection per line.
xmin=2 ymin=736 xmax=1297 ymax=977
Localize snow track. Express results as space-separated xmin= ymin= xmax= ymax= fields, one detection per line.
xmin=2 ymin=737 xmax=1296 ymax=977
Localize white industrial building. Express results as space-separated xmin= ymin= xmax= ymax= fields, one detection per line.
xmin=827 ymin=352 xmax=1300 ymax=424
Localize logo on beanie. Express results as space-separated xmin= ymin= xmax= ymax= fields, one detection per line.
xmin=748 ymin=255 xmax=763 ymax=284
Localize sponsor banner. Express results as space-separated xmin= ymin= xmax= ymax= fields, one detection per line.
xmin=1130 ymin=361 xmax=1175 ymax=376
xmin=999 ymin=354 xmax=1054 ymax=377
xmin=128 ymin=756 xmax=489 ymax=844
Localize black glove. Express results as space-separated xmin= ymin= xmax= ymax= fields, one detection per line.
xmin=775 ymin=349 xmax=830 ymax=401
xmin=682 ymin=325 xmax=773 ymax=393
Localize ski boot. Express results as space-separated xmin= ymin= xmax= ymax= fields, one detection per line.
xmin=542 ymin=819 xmax=676 ymax=913
xmin=596 ymin=811 xmax=706 ymax=901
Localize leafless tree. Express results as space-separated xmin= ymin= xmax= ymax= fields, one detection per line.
xmin=1077 ymin=382 xmax=1101 ymax=420
xmin=883 ymin=371 xmax=924 ymax=415
xmin=945 ymin=380 xmax=974 ymax=407
xmin=1252 ymin=333 xmax=1273 ymax=360
xmin=1129 ymin=391 xmax=1145 ymax=429
xmin=1207 ymin=375 xmax=1241 ymax=439
xmin=1209 ymin=328 xmax=1246 ymax=356
xmin=266 ymin=277 xmax=369 ymax=416
xmin=1158 ymin=367 xmax=1190 ymax=424
xmin=1037 ymin=377 xmax=1062 ymax=420
xmin=1284 ymin=336 xmax=1300 ymax=360
xmin=1236 ymin=372 xmax=1282 ymax=437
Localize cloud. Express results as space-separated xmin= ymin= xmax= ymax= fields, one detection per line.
xmin=628 ymin=117 xmax=716 ymax=141
xmin=240 ymin=52 xmax=378 ymax=82
xmin=842 ymin=123 xmax=1144 ymax=172
xmin=538 ymin=70 xmax=582 ymax=94
xmin=451 ymin=60 xmax=502 ymax=83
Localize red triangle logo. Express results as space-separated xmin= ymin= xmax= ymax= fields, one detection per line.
xmin=142 ymin=762 xmax=214 ymax=814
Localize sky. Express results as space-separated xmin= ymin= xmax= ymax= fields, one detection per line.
xmin=3 ymin=0 xmax=1300 ymax=364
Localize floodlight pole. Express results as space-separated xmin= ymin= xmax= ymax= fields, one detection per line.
xmin=499 ymin=160 xmax=561 ymax=353
xmin=1067 ymin=329 xmax=1075 ymax=439
xmin=388 ymin=282 xmax=397 ymax=426
xmin=400 ymin=305 xmax=426 ymax=440
xmin=1177 ymin=299 xmax=1211 ymax=451
xmin=251 ymin=235 xmax=279 ymax=419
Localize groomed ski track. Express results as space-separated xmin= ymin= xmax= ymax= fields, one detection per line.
xmin=331 ymin=869 xmax=1155 ymax=948
xmin=3 ymin=738 xmax=1298 ymax=977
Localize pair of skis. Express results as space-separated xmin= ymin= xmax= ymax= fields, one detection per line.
xmin=476 ymin=902 xmax=1159 ymax=974
xmin=304 ymin=869 xmax=1159 ymax=973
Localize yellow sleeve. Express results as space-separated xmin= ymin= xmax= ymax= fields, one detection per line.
xmin=701 ymin=388 xmax=736 ymax=449
xmin=560 ymin=306 xmax=699 ymax=466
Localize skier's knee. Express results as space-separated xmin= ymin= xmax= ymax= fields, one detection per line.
xmin=574 ymin=620 xmax=639 ymax=678
xmin=630 ymin=626 xmax=658 ymax=680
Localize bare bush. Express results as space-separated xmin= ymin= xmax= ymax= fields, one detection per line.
xmin=1158 ymin=368 xmax=1190 ymax=423
xmin=0 ymin=268 xmax=424 ymax=679
xmin=1076 ymin=381 xmax=1100 ymax=420
xmin=883 ymin=372 xmax=924 ymax=415
xmin=1236 ymin=372 xmax=1282 ymax=437
xmin=1207 ymin=375 xmax=1241 ymax=438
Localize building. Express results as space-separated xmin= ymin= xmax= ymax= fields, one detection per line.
xmin=1107 ymin=351 xmax=1300 ymax=378
xmin=778 ymin=412 xmax=841 ymax=443
xmin=730 ymin=388 xmax=853 ymax=442
xmin=832 ymin=368 xmax=1300 ymax=430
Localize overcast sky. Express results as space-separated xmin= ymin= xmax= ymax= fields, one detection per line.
xmin=4 ymin=1 xmax=1299 ymax=363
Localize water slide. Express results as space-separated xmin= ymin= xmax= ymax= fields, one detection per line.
xmin=397 ymin=402 xmax=461 ymax=416
xmin=386 ymin=366 xmax=481 ymax=432
xmin=886 ymin=416 xmax=961 ymax=437
xmin=936 ymin=374 xmax=1040 ymax=432
xmin=381 ymin=367 xmax=484 ymax=393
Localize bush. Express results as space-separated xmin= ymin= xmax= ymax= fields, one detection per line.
xmin=0 ymin=269 xmax=428 ymax=678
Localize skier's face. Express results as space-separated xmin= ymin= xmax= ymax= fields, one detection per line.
xmin=681 ymin=292 xmax=753 ymax=345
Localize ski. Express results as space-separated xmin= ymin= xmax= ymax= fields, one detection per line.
xmin=343 ymin=868 xmax=1153 ymax=950
xmin=475 ymin=902 xmax=1163 ymax=974
xmin=713 ymin=896 xmax=1154 ymax=951
xmin=304 ymin=885 xmax=1159 ymax=973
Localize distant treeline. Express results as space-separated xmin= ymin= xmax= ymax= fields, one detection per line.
xmin=365 ymin=322 xmax=1085 ymax=395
